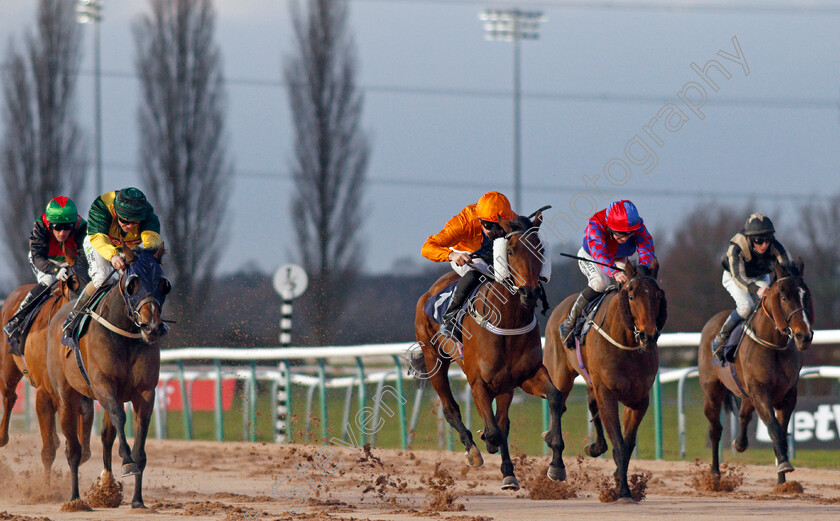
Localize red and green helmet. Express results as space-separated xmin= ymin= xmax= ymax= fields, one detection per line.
xmin=45 ymin=196 xmax=78 ymax=224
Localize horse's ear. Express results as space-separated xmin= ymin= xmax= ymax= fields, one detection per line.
xmin=618 ymin=289 xmax=635 ymax=331
xmin=650 ymin=258 xmax=660 ymax=279
xmin=773 ymin=261 xmax=785 ymax=281
xmin=624 ymin=262 xmax=636 ymax=280
xmin=154 ymin=243 xmax=166 ymax=263
xmin=532 ymin=211 xmax=543 ymax=228
xmin=123 ymin=240 xmax=135 ymax=264
xmin=61 ymin=243 xmax=76 ymax=267
xmin=656 ymin=290 xmax=668 ymax=331
xmin=796 ymin=257 xmax=804 ymax=276
xmin=498 ymin=215 xmax=512 ymax=234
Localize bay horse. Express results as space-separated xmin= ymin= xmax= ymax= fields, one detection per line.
xmin=698 ymin=260 xmax=813 ymax=485
xmin=0 ymin=259 xmax=94 ymax=478
xmin=543 ymin=260 xmax=667 ymax=501
xmin=46 ymin=244 xmax=170 ymax=508
xmin=411 ymin=211 xmax=566 ymax=491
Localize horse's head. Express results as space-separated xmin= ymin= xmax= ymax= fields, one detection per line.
xmin=122 ymin=244 xmax=171 ymax=344
xmin=617 ymin=259 xmax=667 ymax=350
xmin=496 ymin=212 xmax=546 ymax=309
xmin=766 ymin=259 xmax=814 ymax=351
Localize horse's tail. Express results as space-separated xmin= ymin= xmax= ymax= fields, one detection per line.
xmin=723 ymin=389 xmax=740 ymax=415
xmin=407 ymin=349 xmax=431 ymax=389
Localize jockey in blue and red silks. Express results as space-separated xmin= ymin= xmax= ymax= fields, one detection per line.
xmin=558 ymin=199 xmax=656 ymax=348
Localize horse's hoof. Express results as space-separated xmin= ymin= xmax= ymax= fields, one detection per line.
xmin=486 ymin=443 xmax=499 ymax=455
xmin=616 ymin=496 xmax=635 ymax=504
xmin=0 ymin=435 xmax=8 ymax=447
xmin=464 ymin=446 xmax=484 ymax=467
xmin=731 ymin=439 xmax=747 ymax=453
xmin=99 ymin=469 xmax=115 ymax=486
xmin=121 ymin=463 xmax=141 ymax=477
xmin=777 ymin=461 xmax=795 ymax=474
xmin=547 ymin=464 xmax=566 ymax=482
xmin=584 ymin=442 xmax=606 ymax=458
xmin=131 ymin=501 xmax=147 ymax=509
xmin=501 ymin=476 xmax=520 ymax=491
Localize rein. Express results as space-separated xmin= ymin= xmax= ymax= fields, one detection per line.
xmin=587 ymin=274 xmax=662 ymax=352
xmin=749 ymin=275 xmax=806 ymax=350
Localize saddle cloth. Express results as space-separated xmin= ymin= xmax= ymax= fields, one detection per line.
xmin=423 ymin=280 xmax=483 ymax=326
xmin=712 ymin=322 xmax=746 ymax=368
xmin=569 ymin=286 xmax=616 ymax=347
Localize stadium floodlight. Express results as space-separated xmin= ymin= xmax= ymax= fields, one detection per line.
xmin=76 ymin=0 xmax=104 ymax=196
xmin=479 ymin=8 xmax=546 ymax=212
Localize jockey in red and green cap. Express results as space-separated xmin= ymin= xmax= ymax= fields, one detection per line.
xmin=3 ymin=197 xmax=90 ymax=353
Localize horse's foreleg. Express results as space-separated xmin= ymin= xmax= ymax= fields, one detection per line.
xmin=425 ymin=354 xmax=481 ymax=466
xmin=621 ymin=395 xmax=649 ymax=458
xmin=100 ymin=393 xmax=138 ymax=477
xmin=57 ymin=395 xmax=82 ymax=501
xmin=520 ymin=368 xmax=567 ymax=482
xmin=101 ymin=409 xmax=116 ymax=474
xmin=0 ymin=361 xmax=23 ymax=447
xmin=129 ymin=389 xmax=154 ymax=509
xmin=774 ymin=386 xmax=798 ymax=484
xmin=585 ymin=386 xmax=607 ymax=458
xmin=595 ymin=386 xmax=631 ymax=499
xmin=733 ymin=400 xmax=755 ymax=454
xmin=79 ymin=397 xmax=93 ymax=464
xmin=752 ymin=390 xmax=793 ymax=478
xmin=702 ymin=381 xmax=725 ymax=477
xmin=35 ymin=389 xmax=59 ymax=480
xmin=492 ymin=392 xmax=519 ymax=490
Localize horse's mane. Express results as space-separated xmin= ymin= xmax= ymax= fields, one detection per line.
xmin=776 ymin=260 xmax=801 ymax=278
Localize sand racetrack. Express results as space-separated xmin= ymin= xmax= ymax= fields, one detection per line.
xmin=1 ymin=433 xmax=839 ymax=520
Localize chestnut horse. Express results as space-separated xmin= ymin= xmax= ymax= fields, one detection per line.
xmin=698 ymin=260 xmax=813 ymax=485
xmin=0 ymin=265 xmax=94 ymax=478
xmin=543 ymin=260 xmax=666 ymax=501
xmin=46 ymin=245 xmax=170 ymax=507
xmin=411 ymin=212 xmax=566 ymax=490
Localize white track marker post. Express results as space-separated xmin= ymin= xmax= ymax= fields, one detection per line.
xmin=273 ymin=264 xmax=308 ymax=443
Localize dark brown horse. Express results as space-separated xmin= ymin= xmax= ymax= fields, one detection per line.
xmin=46 ymin=245 xmax=169 ymax=508
xmin=0 ymin=267 xmax=94 ymax=478
xmin=543 ymin=260 xmax=666 ymax=501
xmin=411 ymin=212 xmax=566 ymax=490
xmin=698 ymin=260 xmax=813 ymax=485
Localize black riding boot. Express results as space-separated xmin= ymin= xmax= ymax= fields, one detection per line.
xmin=711 ymin=310 xmax=743 ymax=362
xmin=61 ymin=281 xmax=97 ymax=347
xmin=4 ymin=283 xmax=49 ymax=352
xmin=439 ymin=270 xmax=483 ymax=340
xmin=558 ymin=287 xmax=601 ymax=349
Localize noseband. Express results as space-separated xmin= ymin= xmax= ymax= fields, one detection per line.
xmin=625 ymin=275 xmax=662 ymax=345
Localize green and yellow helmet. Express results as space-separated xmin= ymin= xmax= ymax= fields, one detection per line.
xmin=114 ymin=187 xmax=148 ymax=222
xmin=45 ymin=196 xmax=78 ymax=224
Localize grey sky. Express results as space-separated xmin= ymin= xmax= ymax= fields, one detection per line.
xmin=1 ymin=0 xmax=838 ymax=282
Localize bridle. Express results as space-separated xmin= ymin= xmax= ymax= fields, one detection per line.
xmin=624 ymin=274 xmax=663 ymax=345
xmin=759 ymin=275 xmax=807 ymax=339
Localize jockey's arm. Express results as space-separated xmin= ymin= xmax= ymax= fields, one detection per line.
xmin=422 ymin=210 xmax=472 ymax=263
xmin=585 ymin=224 xmax=620 ymax=278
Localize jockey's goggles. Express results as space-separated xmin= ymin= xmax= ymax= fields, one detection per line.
xmin=50 ymin=222 xmax=73 ymax=231
xmin=117 ymin=216 xmax=140 ymax=226
xmin=609 ymin=229 xmax=635 ymax=239
xmin=479 ymin=219 xmax=502 ymax=232
xmin=751 ymin=234 xmax=773 ymax=245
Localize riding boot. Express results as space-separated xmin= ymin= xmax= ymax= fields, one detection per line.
xmin=711 ymin=310 xmax=743 ymax=362
xmin=4 ymin=283 xmax=49 ymax=352
xmin=558 ymin=288 xmax=601 ymax=349
xmin=61 ymin=281 xmax=97 ymax=344
xmin=439 ymin=270 xmax=483 ymax=340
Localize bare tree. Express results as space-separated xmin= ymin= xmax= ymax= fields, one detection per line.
xmin=134 ymin=0 xmax=231 ymax=340
xmin=285 ymin=0 xmax=369 ymax=345
xmin=1 ymin=0 xmax=86 ymax=283
xmin=796 ymin=195 xmax=840 ymax=329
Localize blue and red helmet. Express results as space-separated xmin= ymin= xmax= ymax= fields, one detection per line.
xmin=606 ymin=200 xmax=642 ymax=232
